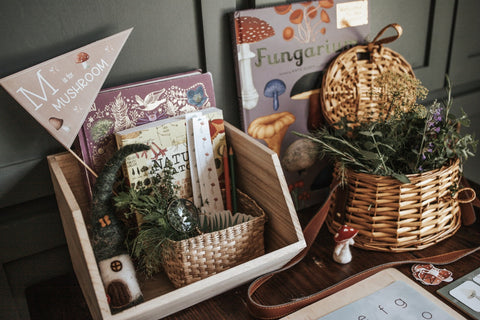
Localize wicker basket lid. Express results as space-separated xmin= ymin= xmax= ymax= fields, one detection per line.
xmin=321 ymin=24 xmax=415 ymax=125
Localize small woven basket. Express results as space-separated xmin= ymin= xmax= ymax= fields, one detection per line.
xmin=162 ymin=189 xmax=266 ymax=288
xmin=326 ymin=160 xmax=462 ymax=252
xmin=321 ymin=23 xmax=415 ymax=125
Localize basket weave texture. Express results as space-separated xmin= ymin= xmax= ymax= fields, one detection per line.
xmin=320 ymin=24 xmax=462 ymax=252
xmin=326 ymin=160 xmax=461 ymax=252
xmin=321 ymin=23 xmax=415 ymax=125
xmin=162 ymin=189 xmax=266 ymax=288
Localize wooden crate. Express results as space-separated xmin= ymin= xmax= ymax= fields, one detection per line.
xmin=47 ymin=122 xmax=305 ymax=320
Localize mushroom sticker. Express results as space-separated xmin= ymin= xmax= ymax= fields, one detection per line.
xmin=412 ymin=264 xmax=453 ymax=285
xmin=49 ymin=117 xmax=70 ymax=132
xmin=76 ymin=51 xmax=90 ymax=69
xmin=234 ymin=16 xmax=275 ymax=110
xmin=264 ymin=79 xmax=286 ymax=111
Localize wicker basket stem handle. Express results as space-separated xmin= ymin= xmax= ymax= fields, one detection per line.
xmin=456 ymin=187 xmax=477 ymax=204
xmin=368 ymin=23 xmax=403 ymax=51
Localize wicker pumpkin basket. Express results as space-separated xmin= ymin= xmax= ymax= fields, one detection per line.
xmin=162 ymin=189 xmax=266 ymax=287
xmin=321 ymin=23 xmax=415 ymax=125
xmin=320 ymin=24 xmax=464 ymax=252
xmin=326 ymin=160 xmax=462 ymax=252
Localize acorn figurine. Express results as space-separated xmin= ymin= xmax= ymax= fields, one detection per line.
xmin=90 ymin=143 xmax=149 ymax=312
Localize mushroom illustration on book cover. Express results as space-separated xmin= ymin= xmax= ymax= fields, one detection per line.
xmin=231 ymin=1 xmax=370 ymax=209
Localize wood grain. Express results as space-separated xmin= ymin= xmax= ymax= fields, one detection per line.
xmin=46 ymin=122 xmax=305 ymax=319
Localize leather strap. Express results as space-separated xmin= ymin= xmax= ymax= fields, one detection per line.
xmin=246 ymin=181 xmax=480 ymax=319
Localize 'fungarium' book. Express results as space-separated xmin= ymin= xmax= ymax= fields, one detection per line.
xmin=231 ymin=0 xmax=370 ymax=209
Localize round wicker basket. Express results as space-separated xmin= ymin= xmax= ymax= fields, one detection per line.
xmin=326 ymin=160 xmax=462 ymax=252
xmin=321 ymin=23 xmax=415 ymax=125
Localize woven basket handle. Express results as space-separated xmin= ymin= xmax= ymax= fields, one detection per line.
xmin=368 ymin=23 xmax=403 ymax=51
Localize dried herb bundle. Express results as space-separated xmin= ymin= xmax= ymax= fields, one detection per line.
xmin=297 ymin=73 xmax=477 ymax=183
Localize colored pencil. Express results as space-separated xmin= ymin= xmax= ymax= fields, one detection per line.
xmin=229 ymin=146 xmax=237 ymax=214
xmin=223 ymin=147 xmax=232 ymax=211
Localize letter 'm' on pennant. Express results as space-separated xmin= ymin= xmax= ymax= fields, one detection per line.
xmin=0 ymin=28 xmax=132 ymax=148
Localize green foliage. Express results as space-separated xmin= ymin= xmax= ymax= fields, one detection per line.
xmin=91 ymin=143 xmax=151 ymax=261
xmin=113 ymin=160 xmax=194 ymax=277
xmin=297 ymin=73 xmax=477 ymax=183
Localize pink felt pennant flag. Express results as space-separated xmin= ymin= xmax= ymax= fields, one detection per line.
xmin=0 ymin=28 xmax=132 ymax=148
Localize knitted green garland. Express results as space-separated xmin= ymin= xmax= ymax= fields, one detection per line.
xmin=90 ymin=143 xmax=149 ymax=312
xmin=90 ymin=143 xmax=150 ymax=261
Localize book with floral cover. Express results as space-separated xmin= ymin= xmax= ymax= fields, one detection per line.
xmin=76 ymin=70 xmax=216 ymax=196
xmin=231 ymin=0 xmax=370 ymax=209
xmin=114 ymin=107 xmax=226 ymax=199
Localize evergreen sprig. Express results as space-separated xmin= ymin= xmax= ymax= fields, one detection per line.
xmin=113 ymin=160 xmax=194 ymax=277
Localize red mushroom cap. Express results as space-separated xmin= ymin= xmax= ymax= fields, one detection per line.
xmin=76 ymin=52 xmax=89 ymax=64
xmin=334 ymin=225 xmax=358 ymax=242
xmin=235 ymin=16 xmax=275 ymax=44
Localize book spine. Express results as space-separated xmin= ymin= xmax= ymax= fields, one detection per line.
xmin=229 ymin=11 xmax=247 ymax=131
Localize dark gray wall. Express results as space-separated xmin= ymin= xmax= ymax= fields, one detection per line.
xmin=1 ymin=1 xmax=479 ymax=319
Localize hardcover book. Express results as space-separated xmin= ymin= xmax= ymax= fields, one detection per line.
xmin=231 ymin=0 xmax=370 ymax=209
xmin=115 ymin=107 xmax=226 ymax=199
xmin=76 ymin=70 xmax=216 ymax=195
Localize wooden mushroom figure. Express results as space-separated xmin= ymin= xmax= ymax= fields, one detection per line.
xmin=76 ymin=51 xmax=90 ymax=69
xmin=247 ymin=111 xmax=295 ymax=154
xmin=333 ymin=225 xmax=358 ymax=264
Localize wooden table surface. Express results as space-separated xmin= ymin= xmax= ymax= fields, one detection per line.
xmin=27 ymin=204 xmax=480 ymax=320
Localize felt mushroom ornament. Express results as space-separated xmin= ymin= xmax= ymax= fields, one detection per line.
xmin=247 ymin=111 xmax=295 ymax=154
xmin=90 ymin=143 xmax=149 ymax=312
xmin=333 ymin=225 xmax=358 ymax=264
xmin=234 ymin=16 xmax=275 ymax=110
